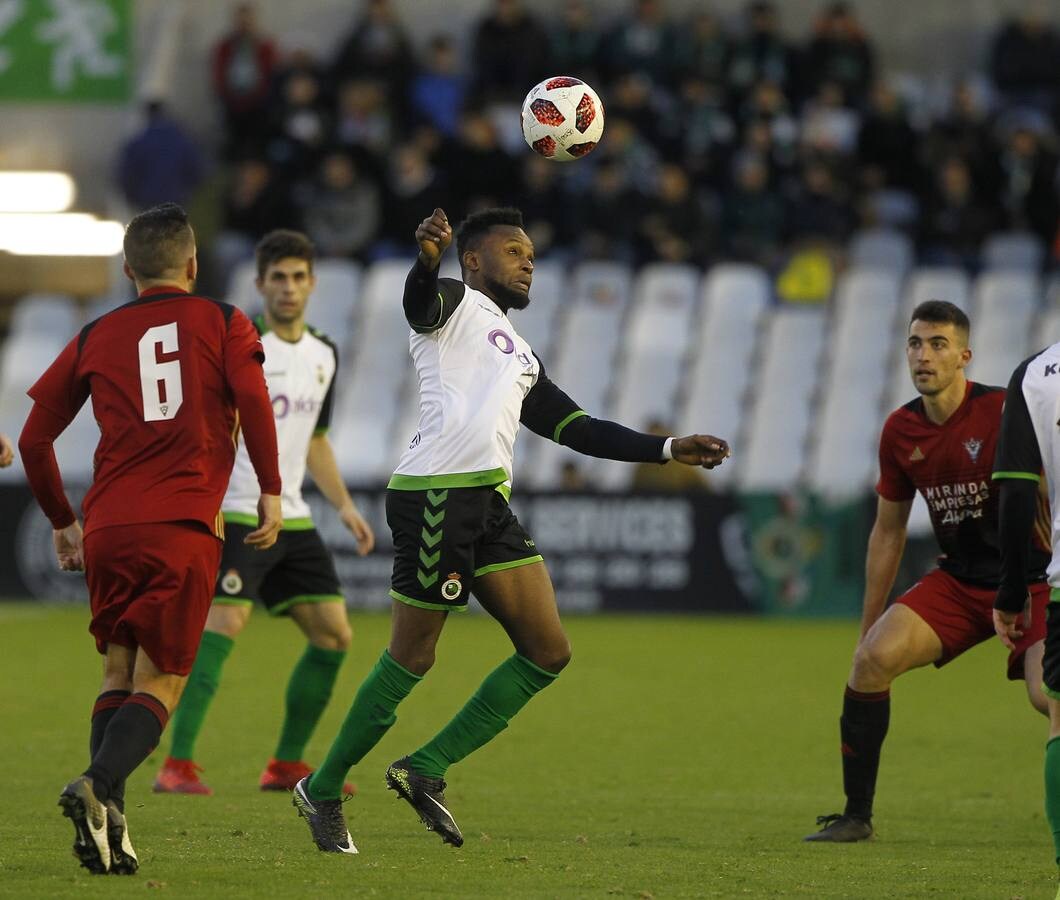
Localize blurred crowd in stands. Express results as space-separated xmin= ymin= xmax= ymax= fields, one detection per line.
xmin=116 ymin=0 xmax=1060 ymax=294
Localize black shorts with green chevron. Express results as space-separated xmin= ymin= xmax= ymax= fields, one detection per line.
xmin=385 ymin=486 xmax=543 ymax=612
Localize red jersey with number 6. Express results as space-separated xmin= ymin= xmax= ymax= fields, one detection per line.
xmin=27 ymin=288 xmax=268 ymax=538
xmin=876 ymin=380 xmax=1050 ymax=586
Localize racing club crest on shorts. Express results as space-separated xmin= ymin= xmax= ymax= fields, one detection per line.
xmin=441 ymin=572 xmax=463 ymax=601
xmin=221 ymin=568 xmax=243 ymax=595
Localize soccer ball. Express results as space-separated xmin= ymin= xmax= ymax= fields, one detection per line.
xmin=520 ymin=76 xmax=605 ymax=162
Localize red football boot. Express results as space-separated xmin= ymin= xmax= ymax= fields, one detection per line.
xmin=153 ymin=757 xmax=213 ymax=795
xmin=259 ymin=758 xmax=356 ymax=796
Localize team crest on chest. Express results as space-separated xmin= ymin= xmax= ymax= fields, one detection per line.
xmin=963 ymin=437 xmax=983 ymax=463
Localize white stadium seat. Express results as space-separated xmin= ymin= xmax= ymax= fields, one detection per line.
xmin=331 ymin=259 xmax=415 ymax=483
xmin=9 ymin=293 xmax=80 ymax=338
xmin=306 ymin=259 xmax=362 ymax=346
xmin=599 ymin=263 xmax=701 ymax=490
xmin=677 ymin=264 xmax=771 ymax=489
xmin=525 ymin=261 xmax=632 ymax=489
xmin=849 ymin=228 xmax=913 ymax=275
xmin=982 ymin=230 xmax=1044 ymax=271
xmin=808 ymin=269 xmax=901 ymax=496
xmin=968 ymin=270 xmax=1038 ymax=387
xmin=738 ymin=307 xmax=827 ymax=491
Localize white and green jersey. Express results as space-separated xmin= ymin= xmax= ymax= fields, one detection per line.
xmin=224 ymin=318 xmax=337 ymax=528
xmin=390 ymin=281 xmax=541 ymax=495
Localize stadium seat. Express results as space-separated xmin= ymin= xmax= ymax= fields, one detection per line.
xmin=968 ymin=270 xmax=1038 ymax=386
xmin=9 ymin=293 xmax=80 ymax=338
xmin=676 ymin=264 xmax=771 ymax=490
xmin=599 ymin=263 xmax=701 ymax=490
xmin=981 ymin=230 xmax=1044 ymax=271
xmin=305 ymin=259 xmax=362 ymax=346
xmin=738 ymin=307 xmax=827 ymax=491
xmin=511 ymin=259 xmax=563 ymax=366
xmin=808 ymin=269 xmax=901 ymax=496
xmin=225 ymin=259 xmax=259 ymax=313
xmin=0 ymin=333 xmax=68 ymax=482
xmin=330 ymin=258 xmax=416 ymax=484
xmin=525 ymin=261 xmax=632 ymax=489
xmin=848 ymin=228 xmax=913 ymax=275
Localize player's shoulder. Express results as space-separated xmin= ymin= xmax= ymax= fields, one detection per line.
xmin=304 ymin=324 xmax=338 ymax=353
xmin=966 ymin=381 xmax=1006 ymax=406
xmin=78 ymin=291 xmax=236 ymax=350
xmin=1006 ymin=346 xmax=1060 ymax=389
xmin=882 ymin=398 xmax=921 ymax=433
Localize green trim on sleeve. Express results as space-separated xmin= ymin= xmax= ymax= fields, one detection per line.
xmin=388 ymin=588 xmax=469 ymax=613
xmin=387 ymin=468 xmax=508 ymax=490
xmin=992 ymin=471 xmax=1041 ymax=482
xmin=313 ymin=427 xmax=329 ymax=437
xmin=473 ymin=555 xmax=544 ymax=577
xmin=1050 ymin=588 xmax=1060 ymax=603
xmin=1045 ymin=683 xmax=1060 ymax=702
xmin=553 ymin=409 xmax=588 ymax=443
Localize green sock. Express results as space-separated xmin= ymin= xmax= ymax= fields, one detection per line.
xmin=169 ymin=631 xmax=234 ymax=760
xmin=1046 ymin=736 xmax=1060 ymax=865
xmin=407 ymin=654 xmax=558 ymax=779
xmin=308 ymin=650 xmax=421 ymax=801
xmin=274 ymin=644 xmax=347 ymax=762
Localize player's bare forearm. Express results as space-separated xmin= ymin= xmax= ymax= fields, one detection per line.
xmin=307 ymin=435 xmax=375 ymax=553
xmin=307 ymin=434 xmax=354 ymax=512
xmin=860 ymin=523 xmax=907 ymax=638
xmin=0 ymin=433 xmax=14 ymax=468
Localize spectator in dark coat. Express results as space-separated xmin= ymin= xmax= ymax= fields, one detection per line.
xmin=117 ymin=102 xmax=205 ymax=211
xmin=471 ymin=0 xmax=550 ymax=104
xmin=990 ymin=8 xmax=1060 ymax=114
xmin=802 ymin=2 xmax=874 ymax=108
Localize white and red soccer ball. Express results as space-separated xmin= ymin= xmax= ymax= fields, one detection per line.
xmin=520 ymin=76 xmax=605 ymax=162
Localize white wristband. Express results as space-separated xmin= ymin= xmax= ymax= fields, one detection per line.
xmin=662 ymin=437 xmax=674 ymax=461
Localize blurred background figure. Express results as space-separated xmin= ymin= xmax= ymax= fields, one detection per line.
xmin=117 ymin=101 xmax=205 ymax=212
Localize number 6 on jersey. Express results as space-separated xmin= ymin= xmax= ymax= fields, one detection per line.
xmin=139 ymin=323 xmax=183 ymax=421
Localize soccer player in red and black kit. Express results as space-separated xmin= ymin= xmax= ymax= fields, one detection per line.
xmin=17 ymin=203 xmax=283 ymax=875
xmin=805 ymin=300 xmax=1051 ymax=842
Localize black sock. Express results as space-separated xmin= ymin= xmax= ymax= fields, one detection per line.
xmin=89 ymin=690 xmax=130 ymax=811
xmin=840 ymin=686 xmax=890 ymax=820
xmin=85 ymin=693 xmax=169 ymax=803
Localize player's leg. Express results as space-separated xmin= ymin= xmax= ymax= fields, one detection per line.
xmin=261 ymin=531 xmax=351 ymax=789
xmin=159 ymin=523 xmax=268 ymax=793
xmin=386 ymin=496 xmax=561 ymax=846
xmin=61 ymin=642 xmax=137 ymax=874
xmin=1013 ymin=583 xmax=1051 ymax=716
xmin=807 ymin=573 xmax=950 ymax=842
xmin=1041 ymin=601 xmax=1060 ymax=878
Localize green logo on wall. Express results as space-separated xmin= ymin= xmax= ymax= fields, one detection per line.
xmin=0 ymin=0 xmax=131 ymax=102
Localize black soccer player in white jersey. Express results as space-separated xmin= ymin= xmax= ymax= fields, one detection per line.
xmin=291 ymin=207 xmax=731 ymax=853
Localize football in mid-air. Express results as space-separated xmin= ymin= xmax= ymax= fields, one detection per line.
xmin=520 ymin=76 xmax=605 ymax=162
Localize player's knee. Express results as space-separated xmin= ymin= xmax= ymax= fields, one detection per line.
xmin=528 ymin=638 xmax=572 ymax=675
xmin=312 ymin=621 xmax=352 ymax=652
xmin=206 ymin=603 xmax=250 ymax=638
xmin=852 ymin=638 xmax=901 ymax=684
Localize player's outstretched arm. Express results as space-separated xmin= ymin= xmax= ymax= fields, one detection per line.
xmin=404 ymin=208 xmax=463 ymax=333
xmin=0 ymin=433 xmax=13 ymax=467
xmin=18 ymin=403 xmax=79 ymax=545
xmin=859 ymin=496 xmax=912 ymax=639
xmin=307 ymin=434 xmax=375 ymax=555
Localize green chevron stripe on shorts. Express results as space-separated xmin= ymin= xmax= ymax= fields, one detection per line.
xmin=417 ymin=490 xmax=448 ymax=590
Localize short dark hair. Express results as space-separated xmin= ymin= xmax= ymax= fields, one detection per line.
xmin=255 ymin=229 xmax=315 ymax=280
xmin=910 ymin=300 xmax=970 ymax=340
xmin=123 ymin=203 xmax=194 ymax=279
xmin=455 ymin=207 xmax=525 ymax=267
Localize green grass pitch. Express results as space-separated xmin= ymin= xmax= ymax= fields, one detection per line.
xmin=0 ymin=604 xmax=1053 ymax=899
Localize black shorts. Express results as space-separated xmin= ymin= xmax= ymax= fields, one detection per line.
xmin=214 ymin=522 xmax=343 ymax=616
xmin=386 ymin=486 xmax=543 ymax=611
xmin=1044 ymin=594 xmax=1060 ymax=698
